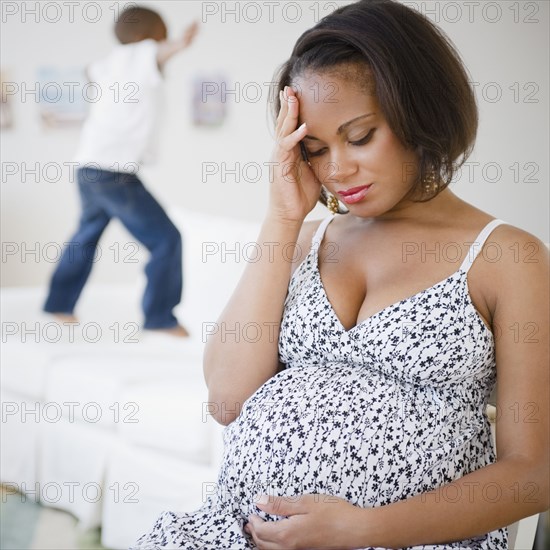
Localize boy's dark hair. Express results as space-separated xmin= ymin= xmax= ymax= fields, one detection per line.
xmin=114 ymin=6 xmax=164 ymax=44
xmin=271 ymin=0 xmax=478 ymax=211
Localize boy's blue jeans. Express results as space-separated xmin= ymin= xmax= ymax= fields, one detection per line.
xmin=43 ymin=166 xmax=182 ymax=329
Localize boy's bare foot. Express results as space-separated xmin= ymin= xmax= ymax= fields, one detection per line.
xmin=50 ymin=313 xmax=79 ymax=323
xmin=147 ymin=325 xmax=190 ymax=338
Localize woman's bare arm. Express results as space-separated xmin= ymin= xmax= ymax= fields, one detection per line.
xmin=355 ymin=225 xmax=549 ymax=546
xmin=203 ymin=86 xmax=323 ymax=426
xmin=203 ymin=216 xmax=302 ymax=426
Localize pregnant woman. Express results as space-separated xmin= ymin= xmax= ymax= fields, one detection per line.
xmin=133 ymin=0 xmax=549 ymax=548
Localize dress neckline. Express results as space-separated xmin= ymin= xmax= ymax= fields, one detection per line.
xmin=303 ymin=215 xmax=505 ymax=337
xmin=312 ymin=260 xmax=461 ymax=333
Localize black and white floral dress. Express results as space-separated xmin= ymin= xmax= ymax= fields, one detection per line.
xmin=132 ymin=214 xmax=509 ymax=549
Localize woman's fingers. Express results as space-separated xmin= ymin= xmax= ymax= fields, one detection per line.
xmin=274 ymin=89 xmax=289 ymax=135
xmin=278 ymin=122 xmax=307 ymax=159
xmin=279 ymin=88 xmax=301 ymax=138
xmin=275 ymin=87 xmax=307 ymax=159
xmin=268 ymin=87 xmax=319 ymax=223
xmin=275 ymin=86 xmax=301 ymax=137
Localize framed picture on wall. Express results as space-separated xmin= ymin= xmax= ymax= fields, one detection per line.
xmin=1 ymin=69 xmax=14 ymax=130
xmin=192 ymin=73 xmax=228 ymax=126
xmin=36 ymin=66 xmax=88 ymax=129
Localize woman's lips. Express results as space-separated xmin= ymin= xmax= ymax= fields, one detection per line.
xmin=337 ymin=184 xmax=373 ymax=204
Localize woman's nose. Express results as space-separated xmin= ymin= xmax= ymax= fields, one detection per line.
xmin=321 ymin=151 xmax=357 ymax=184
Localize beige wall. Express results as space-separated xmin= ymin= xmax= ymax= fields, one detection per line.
xmin=1 ymin=0 xmax=548 ymax=287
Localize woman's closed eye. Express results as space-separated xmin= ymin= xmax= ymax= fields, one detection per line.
xmin=350 ymin=128 xmax=375 ymax=146
xmin=306 ymin=129 xmax=375 ymax=157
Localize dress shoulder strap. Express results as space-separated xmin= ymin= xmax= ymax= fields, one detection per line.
xmin=459 ymin=219 xmax=508 ymax=273
xmin=311 ymin=213 xmax=336 ymax=250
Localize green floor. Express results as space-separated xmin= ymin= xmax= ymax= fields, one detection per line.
xmin=1 ymin=487 xmax=40 ymax=549
xmin=0 ymin=486 xmax=107 ymax=550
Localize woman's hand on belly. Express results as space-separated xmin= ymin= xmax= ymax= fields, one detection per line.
xmin=244 ymin=493 xmax=368 ymax=549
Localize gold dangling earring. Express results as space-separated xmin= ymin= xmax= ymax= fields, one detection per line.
xmin=422 ymin=170 xmax=438 ymax=195
xmin=326 ymin=192 xmax=340 ymax=214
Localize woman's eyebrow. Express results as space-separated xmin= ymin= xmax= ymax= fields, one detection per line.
xmin=337 ymin=113 xmax=376 ymax=134
xmin=304 ymin=113 xmax=376 ymax=140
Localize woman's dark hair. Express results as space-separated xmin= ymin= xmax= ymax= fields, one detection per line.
xmin=271 ymin=0 xmax=478 ymax=212
xmin=114 ymin=6 xmax=164 ymax=44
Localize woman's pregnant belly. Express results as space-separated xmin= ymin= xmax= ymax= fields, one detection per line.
xmin=211 ymin=363 xmax=487 ymax=524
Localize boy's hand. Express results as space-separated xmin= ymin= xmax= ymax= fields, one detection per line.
xmin=182 ymin=21 xmax=199 ymax=48
xmin=157 ymin=21 xmax=200 ymax=68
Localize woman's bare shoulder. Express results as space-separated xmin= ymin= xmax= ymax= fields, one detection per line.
xmin=470 ymin=213 xmax=549 ymax=315
xmin=474 ymin=214 xmax=548 ymax=259
xmin=449 ymin=199 xmax=548 ymax=278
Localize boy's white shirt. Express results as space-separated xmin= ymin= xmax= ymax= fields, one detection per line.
xmin=73 ymin=39 xmax=165 ymax=173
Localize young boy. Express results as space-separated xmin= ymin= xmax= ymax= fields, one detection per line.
xmin=43 ymin=6 xmax=198 ymax=337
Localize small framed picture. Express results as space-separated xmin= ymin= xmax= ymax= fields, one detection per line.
xmin=192 ymin=73 xmax=228 ymax=126
xmin=36 ymin=66 xmax=88 ymax=129
xmin=1 ymin=69 xmax=14 ymax=130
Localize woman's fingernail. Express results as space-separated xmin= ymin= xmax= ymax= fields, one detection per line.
xmin=256 ymin=495 xmax=270 ymax=505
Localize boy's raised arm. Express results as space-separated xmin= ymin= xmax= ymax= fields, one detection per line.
xmin=156 ymin=20 xmax=199 ymax=70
